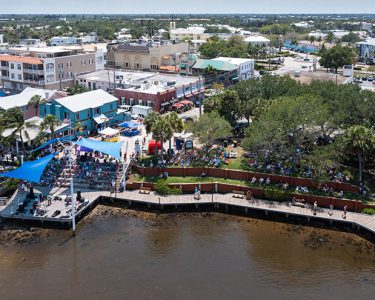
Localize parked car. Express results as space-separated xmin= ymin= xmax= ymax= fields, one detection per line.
xmin=368 ymin=76 xmax=374 ymax=82
xmin=362 ymin=76 xmax=368 ymax=81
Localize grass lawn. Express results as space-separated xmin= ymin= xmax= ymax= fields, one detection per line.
xmin=130 ymin=174 xmax=371 ymax=203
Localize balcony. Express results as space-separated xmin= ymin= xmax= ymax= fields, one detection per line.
xmin=24 ymin=69 xmax=44 ymax=75
xmin=23 ymin=78 xmax=45 ymax=85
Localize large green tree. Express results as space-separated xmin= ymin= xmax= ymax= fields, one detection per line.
xmin=319 ymin=45 xmax=356 ymax=73
xmin=243 ymin=95 xmax=331 ymax=165
xmin=188 ymin=111 xmax=232 ymax=147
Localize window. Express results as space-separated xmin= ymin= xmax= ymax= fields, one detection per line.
xmin=138 ymin=100 xmax=143 ymax=105
xmin=18 ymin=74 xmax=22 ymax=80
xmin=110 ymin=103 xmax=113 ymax=110
xmin=64 ymin=112 xmax=69 ymax=119
xmin=95 ymin=107 xmax=100 ymax=114
xmin=135 ymin=63 xmax=141 ymax=68
xmin=17 ymin=64 xmax=21 ymax=70
xmin=11 ymin=73 xmax=15 ymax=79
xmin=76 ymin=113 xmax=80 ymax=120
xmin=125 ymin=62 xmax=129 ymax=67
xmin=151 ymin=65 xmax=159 ymax=70
xmin=10 ymin=63 xmax=14 ymax=69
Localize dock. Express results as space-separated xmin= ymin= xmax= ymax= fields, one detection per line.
xmin=1 ymin=188 xmax=375 ymax=241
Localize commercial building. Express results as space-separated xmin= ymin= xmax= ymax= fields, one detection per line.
xmin=40 ymin=89 xmax=129 ymax=136
xmin=212 ymin=57 xmax=254 ymax=81
xmin=0 ymin=87 xmax=66 ymax=119
xmin=83 ymin=70 xmax=206 ymax=113
xmin=361 ymin=22 xmax=373 ymax=32
xmin=0 ymin=46 xmax=105 ymax=91
xmin=191 ymin=59 xmax=239 ymax=87
xmin=357 ymin=38 xmax=375 ymax=64
xmin=170 ymin=26 xmax=209 ymax=42
xmin=50 ymin=37 xmax=78 ymax=46
xmin=243 ymin=35 xmax=270 ymax=46
xmin=106 ymin=41 xmax=189 ymax=73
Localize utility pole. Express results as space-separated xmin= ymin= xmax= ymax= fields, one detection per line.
xmin=59 ymin=67 xmax=64 ymax=91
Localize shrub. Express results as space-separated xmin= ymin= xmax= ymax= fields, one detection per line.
xmin=362 ymin=208 xmax=375 ymax=215
xmin=154 ymin=180 xmax=170 ymax=196
xmin=154 ymin=180 xmax=182 ymax=196
xmin=263 ymin=189 xmax=291 ymax=202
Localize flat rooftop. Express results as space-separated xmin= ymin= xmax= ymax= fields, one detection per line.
xmin=77 ymin=69 xmax=202 ymax=94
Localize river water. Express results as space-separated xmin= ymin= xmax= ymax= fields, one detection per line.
xmin=0 ymin=207 xmax=374 ymax=300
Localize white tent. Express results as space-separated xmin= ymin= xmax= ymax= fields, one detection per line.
xmin=99 ymin=127 xmax=119 ymax=136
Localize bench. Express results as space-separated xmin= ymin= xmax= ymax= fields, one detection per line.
xmin=139 ymin=187 xmax=152 ymax=194
xmin=292 ymin=198 xmax=306 ymax=207
xmin=232 ymin=190 xmax=245 ymax=199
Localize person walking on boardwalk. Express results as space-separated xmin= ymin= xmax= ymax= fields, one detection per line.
xmin=313 ymin=201 xmax=318 ymax=215
xmin=343 ymin=205 xmax=347 ymax=219
xmin=329 ymin=203 xmax=333 ymax=216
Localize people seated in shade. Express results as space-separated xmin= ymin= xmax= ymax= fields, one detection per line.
xmin=296 ymin=186 xmax=309 ymax=193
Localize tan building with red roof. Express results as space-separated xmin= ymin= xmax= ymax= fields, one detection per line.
xmin=0 ymin=45 xmax=105 ymax=92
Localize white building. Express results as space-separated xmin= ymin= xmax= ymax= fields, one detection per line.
xmin=357 ymin=38 xmax=375 ymax=64
xmin=50 ymin=36 xmax=77 ymax=46
xmin=308 ymin=31 xmax=328 ymax=40
xmin=77 ymin=35 xmax=98 ymax=44
xmin=170 ymin=27 xmax=209 ymax=42
xmin=361 ymin=22 xmax=373 ymax=32
xmin=243 ymin=35 xmax=270 ymax=46
xmin=212 ymin=57 xmax=255 ymax=81
xmin=292 ymin=22 xmax=313 ymax=29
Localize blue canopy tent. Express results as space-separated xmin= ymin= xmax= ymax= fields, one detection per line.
xmin=119 ymin=121 xmax=139 ymax=129
xmin=0 ymin=152 xmax=57 ymax=183
xmin=119 ymin=121 xmax=140 ymax=137
xmin=73 ymin=138 xmax=123 ymax=161
xmin=31 ymin=136 xmax=74 ymax=153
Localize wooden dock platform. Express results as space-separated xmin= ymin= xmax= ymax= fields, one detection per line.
xmin=1 ymin=188 xmax=375 ymax=240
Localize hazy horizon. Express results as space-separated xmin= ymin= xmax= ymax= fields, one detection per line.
xmin=0 ymin=0 xmax=374 ymax=15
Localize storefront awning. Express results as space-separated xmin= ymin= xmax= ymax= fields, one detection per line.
xmin=161 ymin=101 xmax=171 ymax=107
xmin=93 ymin=114 xmax=109 ymax=124
xmin=230 ymin=76 xmax=239 ymax=81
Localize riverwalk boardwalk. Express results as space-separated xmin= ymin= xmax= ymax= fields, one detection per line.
xmin=1 ymin=187 xmax=375 ymax=240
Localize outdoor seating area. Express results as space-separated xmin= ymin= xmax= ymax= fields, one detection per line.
xmin=74 ymin=151 xmax=119 ymax=190
xmin=7 ymin=187 xmax=91 ymax=220
xmin=170 ymin=100 xmax=193 ymax=113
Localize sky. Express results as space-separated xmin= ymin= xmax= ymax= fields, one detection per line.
xmin=0 ymin=0 xmax=374 ymax=14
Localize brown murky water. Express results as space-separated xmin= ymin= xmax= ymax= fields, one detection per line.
xmin=0 ymin=210 xmax=374 ymax=300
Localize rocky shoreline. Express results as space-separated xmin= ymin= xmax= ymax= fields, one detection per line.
xmin=1 ymin=204 xmax=375 ymax=253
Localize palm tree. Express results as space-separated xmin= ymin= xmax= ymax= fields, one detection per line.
xmin=344 ymin=125 xmax=375 ymax=183
xmin=40 ymin=114 xmax=62 ymax=138
xmin=143 ymin=112 xmax=159 ymax=135
xmin=152 ymin=117 xmax=173 ymax=161
xmin=0 ymin=107 xmax=38 ymax=153
xmin=144 ymin=112 xmax=174 ymax=160
xmin=165 ymin=112 xmax=184 ymax=155
xmin=28 ymin=95 xmax=43 ymax=116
